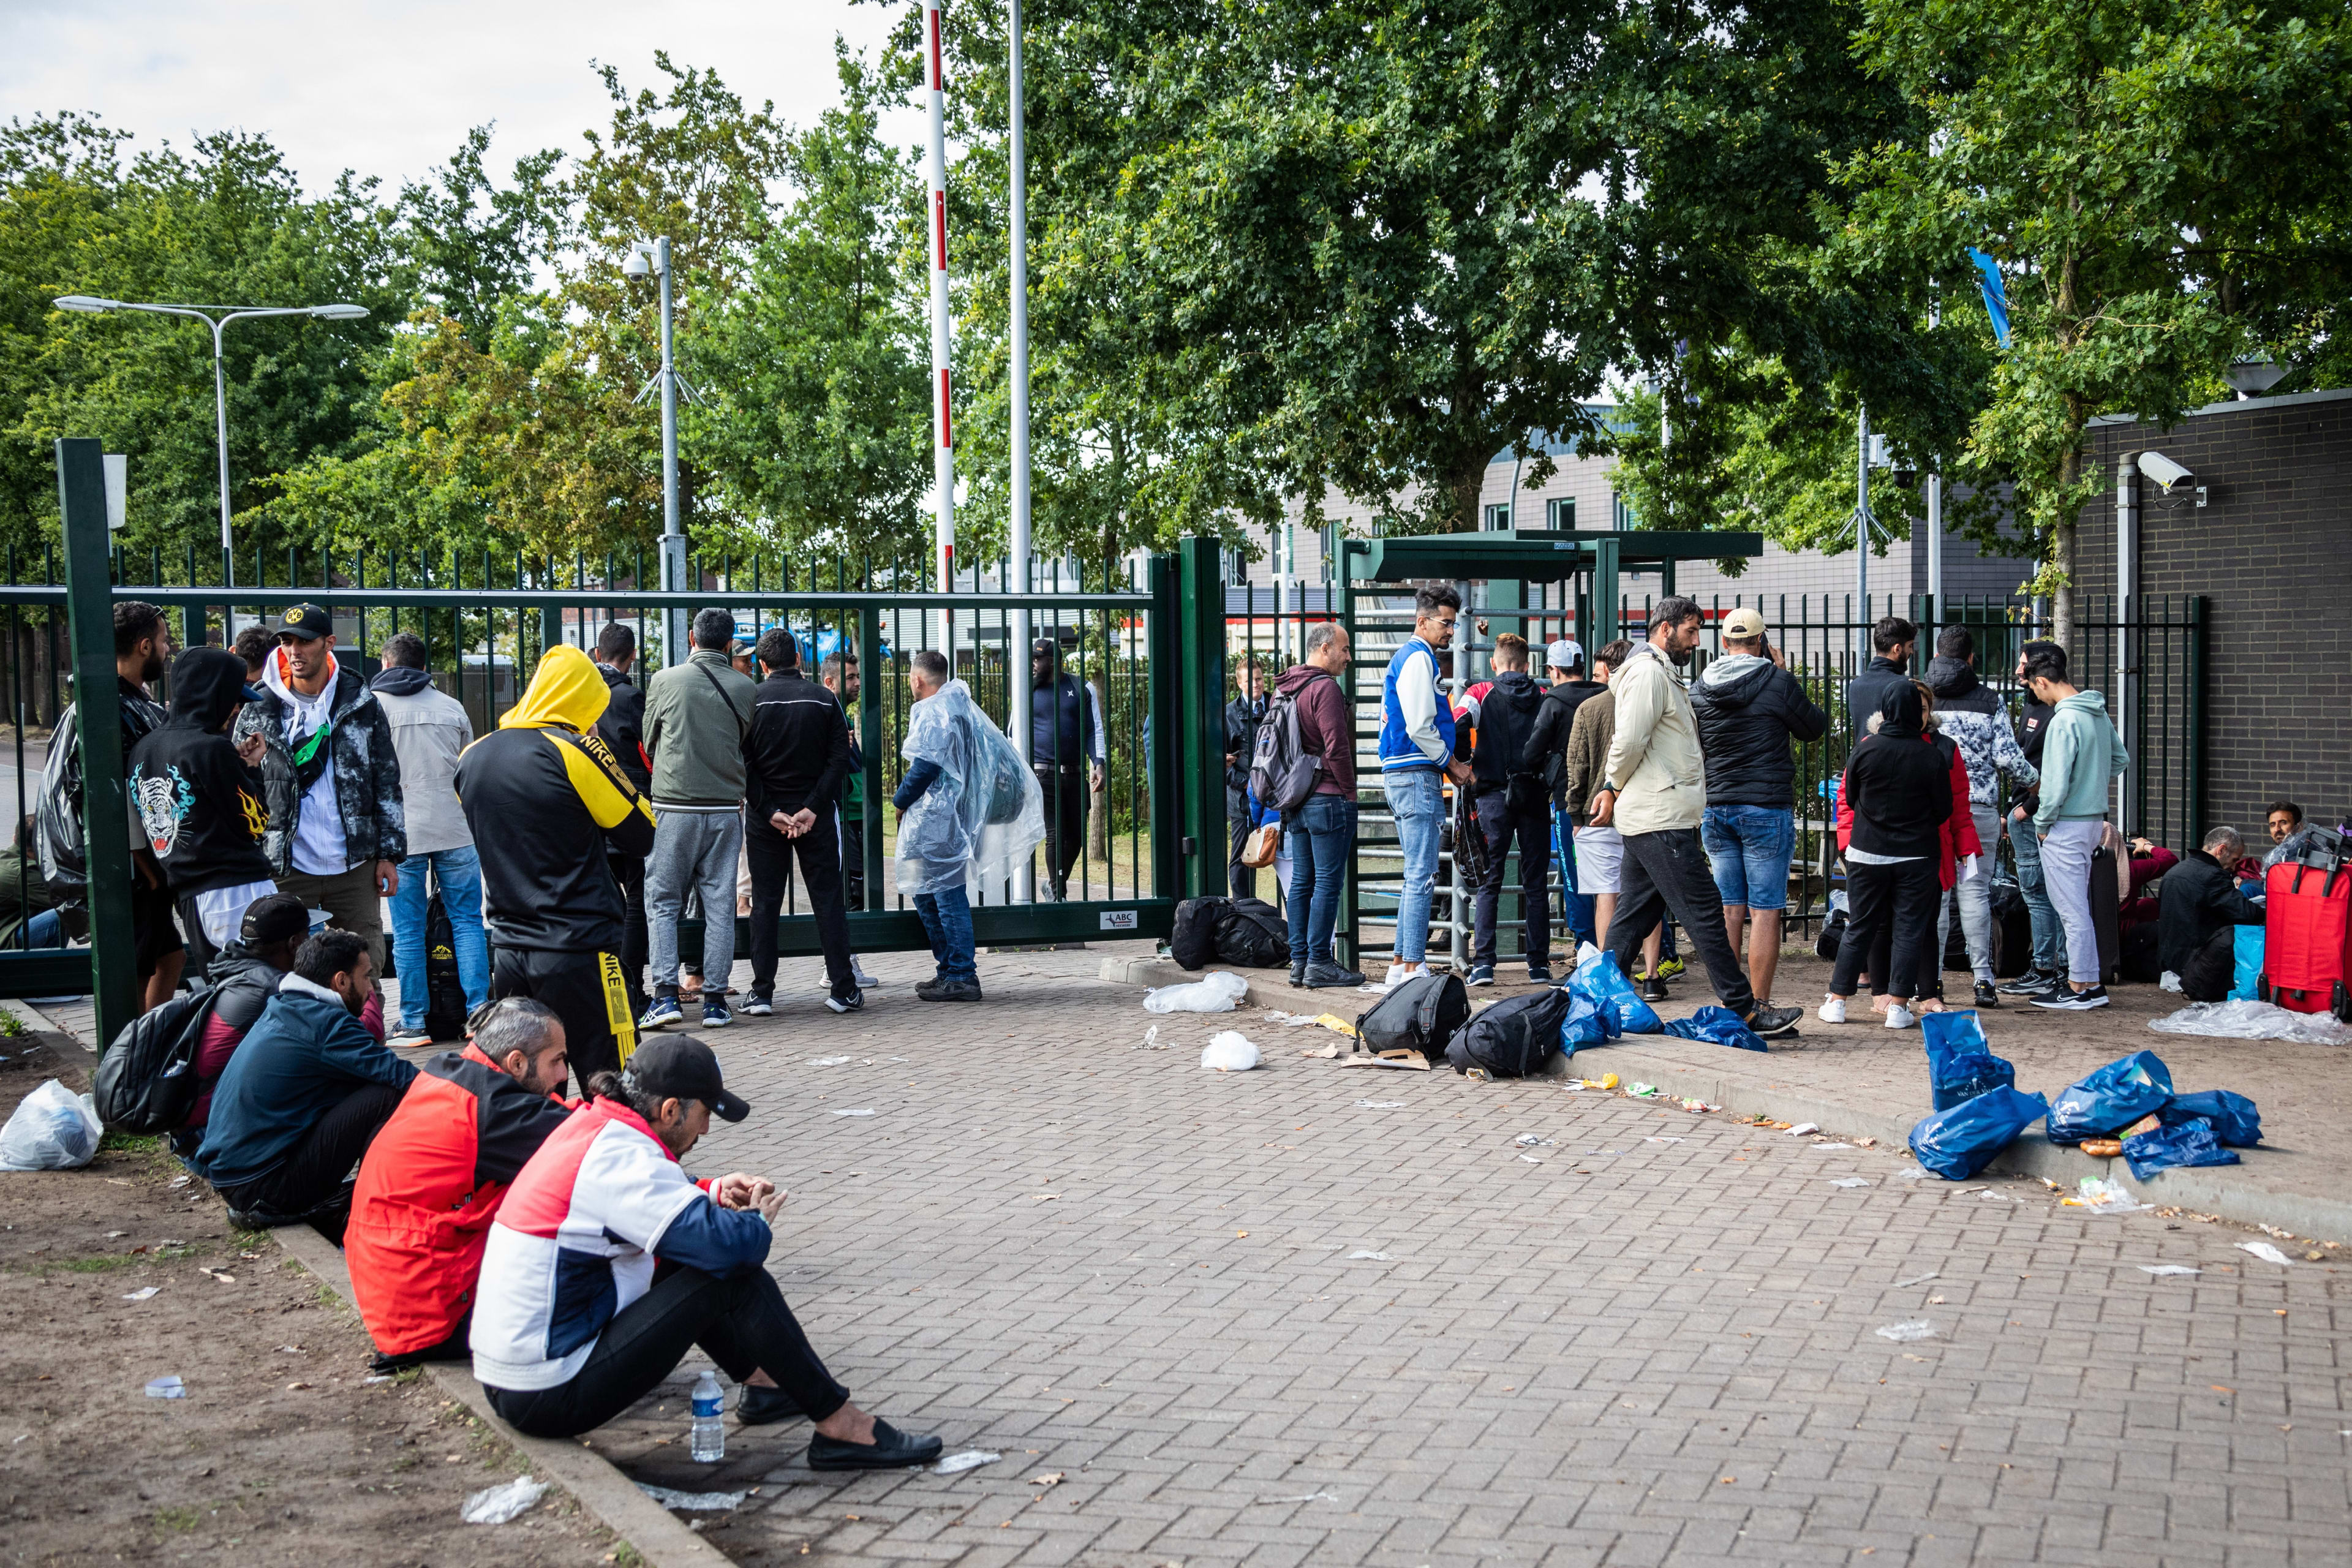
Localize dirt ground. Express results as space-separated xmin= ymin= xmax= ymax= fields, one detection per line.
xmin=0 ymin=1027 xmax=627 ymax=1567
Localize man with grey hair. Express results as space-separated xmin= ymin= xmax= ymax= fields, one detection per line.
xmin=1275 ymin=620 xmax=1360 ymax=986
xmin=2159 ymin=824 xmax=2267 ymax=1001
xmin=641 ymin=608 xmax=759 ymax=1031
xmin=345 ymin=997 xmax=576 ymax=1373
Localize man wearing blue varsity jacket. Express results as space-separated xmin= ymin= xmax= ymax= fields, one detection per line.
xmin=1377 ymin=583 xmax=1474 ymax=986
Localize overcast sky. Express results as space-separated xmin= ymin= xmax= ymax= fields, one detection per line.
xmin=0 ymin=0 xmax=916 ymax=195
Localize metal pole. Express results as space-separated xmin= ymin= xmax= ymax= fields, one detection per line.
xmin=1925 ymin=472 xmax=1943 ymax=631
xmin=923 ymin=0 xmax=956 ymax=652
xmin=1856 ymin=404 xmax=1872 ymax=667
xmin=656 ymin=236 xmax=687 ymax=665
xmin=56 ymin=439 xmax=140 ymax=1046
xmin=2115 ymin=451 xmax=2137 ymax=833
xmin=211 ymin=318 xmax=234 ymax=586
xmin=1008 ymin=0 xmax=1034 ymax=900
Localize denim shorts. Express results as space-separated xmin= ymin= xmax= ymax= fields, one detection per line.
xmin=1701 ymin=804 xmax=1795 ymax=912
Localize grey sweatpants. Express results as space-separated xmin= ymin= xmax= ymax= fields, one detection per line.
xmin=647 ymin=807 xmax=744 ymax=995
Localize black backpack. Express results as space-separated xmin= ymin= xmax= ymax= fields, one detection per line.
xmin=1215 ymin=897 xmax=1289 ymax=968
xmin=1355 ymin=971 xmax=1470 ymax=1057
xmin=92 ymin=984 xmax=221 ymax=1134
xmin=1446 ymin=987 xmax=1570 ymax=1077
xmin=424 ymin=881 xmax=469 ymax=1041
xmin=1170 ymin=895 xmax=1230 ymax=970
xmin=1248 ymin=672 xmax=1333 ymax=813
xmin=1451 ymin=786 xmax=1491 ymax=887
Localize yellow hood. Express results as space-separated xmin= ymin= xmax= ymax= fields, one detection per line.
xmin=501 ymin=644 xmax=611 ymax=732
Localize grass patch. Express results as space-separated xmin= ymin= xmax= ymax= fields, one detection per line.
xmin=0 ymin=1009 xmax=24 ymax=1037
xmin=99 ymin=1129 xmax=163 ymax=1155
xmin=152 ymin=1505 xmax=202 ymax=1534
xmin=53 ymin=1253 xmax=142 ymax=1273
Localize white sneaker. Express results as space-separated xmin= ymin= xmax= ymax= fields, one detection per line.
xmin=1885 ymin=1003 xmax=1917 ymax=1030
xmin=850 ymin=956 xmax=878 ymax=989
xmin=1817 ymin=993 xmax=1847 ymax=1024
xmin=1382 ymin=963 xmax=1420 ymax=990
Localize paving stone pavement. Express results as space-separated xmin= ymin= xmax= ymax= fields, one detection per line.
xmin=549 ymin=946 xmax=2352 ymax=1566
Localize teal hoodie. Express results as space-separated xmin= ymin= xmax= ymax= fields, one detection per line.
xmin=2032 ymin=690 xmax=2128 ymax=832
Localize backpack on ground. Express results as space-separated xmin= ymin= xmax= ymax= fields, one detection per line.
xmin=92 ymin=984 xmax=221 ymax=1135
xmin=1248 ymin=673 xmax=1333 ymax=813
xmin=1355 ymin=970 xmax=1470 ymax=1058
xmin=424 ymin=880 xmax=469 ymax=1041
xmin=1446 ymin=986 xmax=1570 ymax=1077
xmin=1214 ymin=897 xmax=1289 ymax=968
xmin=1170 ymin=895 xmax=1231 ymax=970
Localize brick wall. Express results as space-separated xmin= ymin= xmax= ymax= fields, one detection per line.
xmin=2071 ymin=388 xmax=2352 ymax=834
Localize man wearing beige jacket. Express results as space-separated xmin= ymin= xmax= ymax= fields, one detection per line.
xmin=1590 ymin=597 xmax=1803 ymax=1038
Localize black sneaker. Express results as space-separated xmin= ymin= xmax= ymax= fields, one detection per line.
xmin=1744 ymin=1003 xmax=1803 ymax=1039
xmin=740 ymin=991 xmax=774 ymax=1017
xmin=824 ymin=988 xmax=864 ymax=1014
xmin=1467 ymin=963 xmax=1496 ymax=987
xmin=1527 ymin=965 xmax=1555 ymax=986
xmin=1972 ymin=979 xmax=2000 ymax=1009
xmin=1997 ymin=968 xmax=2057 ymax=996
xmin=1640 ymin=976 xmax=1669 ymax=1004
xmin=1303 ymin=960 xmax=1366 ymax=989
xmin=1289 ymin=962 xmax=1306 ymax=987
xmin=916 ymin=977 xmax=983 ymax=1003
xmin=2032 ymin=984 xmax=2109 ymax=1011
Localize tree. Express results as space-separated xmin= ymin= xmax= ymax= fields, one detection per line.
xmin=1837 ymin=0 xmax=2352 ymax=635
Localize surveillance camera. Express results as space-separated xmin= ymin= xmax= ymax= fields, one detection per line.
xmin=624 ymin=253 xmax=652 ymax=278
xmin=2137 ymin=451 xmax=2193 ymax=491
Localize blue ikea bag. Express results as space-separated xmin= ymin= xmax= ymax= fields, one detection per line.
xmin=1909 ymin=1087 xmax=2050 ymax=1180
xmin=1660 ymin=1005 xmax=1766 ymax=1052
xmin=2122 ymin=1115 xmax=2241 ymax=1181
xmin=2230 ymin=925 xmax=2264 ymax=1001
xmin=2045 ymin=1050 xmax=2174 ymax=1144
xmin=2160 ymin=1089 xmax=2261 ymax=1147
xmin=1567 ymin=950 xmax=1661 ymax=1035
xmin=1919 ymin=1010 xmax=2016 ymax=1111
xmin=1558 ymin=991 xmax=1619 ymax=1058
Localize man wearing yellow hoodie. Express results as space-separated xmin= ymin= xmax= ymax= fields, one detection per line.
xmin=455 ymin=647 xmax=658 ymax=1088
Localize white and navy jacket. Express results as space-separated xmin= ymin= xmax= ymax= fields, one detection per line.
xmin=470 ymin=1097 xmax=771 ymax=1391
xmin=1378 ymin=636 xmax=1455 ymax=774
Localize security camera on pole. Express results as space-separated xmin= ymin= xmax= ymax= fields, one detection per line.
xmin=624 ymin=239 xmax=688 ymax=665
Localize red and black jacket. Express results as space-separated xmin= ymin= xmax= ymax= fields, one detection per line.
xmin=345 ymin=1044 xmax=574 ymax=1356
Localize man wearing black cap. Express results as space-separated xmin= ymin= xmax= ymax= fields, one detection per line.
xmin=172 ymin=891 xmax=312 ymax=1159
xmin=238 ymin=602 xmax=406 ymax=976
xmin=470 ymin=1035 xmax=943 ymax=1467
xmin=129 ymin=647 xmax=279 ymax=978
xmin=1027 ymin=638 xmax=1104 ymax=900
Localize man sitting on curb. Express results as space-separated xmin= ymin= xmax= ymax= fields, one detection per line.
xmin=194 ymin=930 xmax=417 ymax=1240
xmin=470 ymin=1036 xmax=943 ymax=1467
xmin=174 ymin=892 xmax=312 ymax=1160
xmin=347 ymin=998 xmax=576 ymax=1373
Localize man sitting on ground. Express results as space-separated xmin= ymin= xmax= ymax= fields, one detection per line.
xmin=347 ymin=998 xmax=575 ymax=1371
xmin=194 ymin=930 xmax=417 ymax=1240
xmin=2160 ymin=826 xmax=2269 ymax=1001
xmin=470 ymin=1035 xmax=943 ymax=1466
xmin=173 ymin=892 xmax=311 ymax=1159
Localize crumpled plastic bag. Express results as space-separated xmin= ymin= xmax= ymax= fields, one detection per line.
xmin=1567 ymin=950 xmax=1660 ymax=1035
xmin=2230 ymin=925 xmax=2264 ymax=1001
xmin=461 ymin=1476 xmax=548 ymax=1525
xmin=2150 ymin=999 xmax=2352 ymax=1046
xmin=2122 ymin=1115 xmax=2240 ymax=1182
xmin=894 ymin=678 xmax=1047 ymax=898
xmin=2046 ymin=1050 xmax=2174 ymax=1144
xmin=1659 ymin=1005 xmax=1766 ymax=1052
xmin=1200 ymin=1031 xmax=1261 ymax=1071
xmin=2160 ymin=1088 xmax=2261 ymax=1147
xmin=0 ymin=1079 xmax=104 ymax=1171
xmin=1907 ymin=1085 xmax=2049 ymax=1180
xmin=1144 ymin=971 xmax=1248 ymax=1014
xmin=1920 ymin=1009 xmax=2015 ymax=1110
xmin=1558 ymin=991 xmax=1619 ymax=1057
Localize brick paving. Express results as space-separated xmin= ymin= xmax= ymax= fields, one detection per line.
xmin=545 ymin=947 xmax=2352 ymax=1565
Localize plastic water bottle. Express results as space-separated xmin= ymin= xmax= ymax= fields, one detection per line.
xmin=689 ymin=1370 xmax=725 ymax=1463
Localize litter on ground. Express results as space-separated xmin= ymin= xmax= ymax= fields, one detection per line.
xmin=143 ymin=1375 xmax=184 ymax=1399
xmin=461 ymin=1476 xmax=548 ymax=1525
xmin=2139 ymin=1265 xmax=2201 ymax=1276
xmin=936 ymin=1450 xmax=1002 ymax=1475
xmin=636 ymin=1483 xmax=747 ymax=1512
xmin=1346 ymin=1251 xmax=1392 ymax=1261
xmin=1628 ymin=1083 xmax=1659 ymax=1098
xmin=1259 ymin=1491 xmax=1339 ymax=1504
xmin=1830 ymin=1177 xmax=1871 ymax=1188
xmin=830 ymin=1108 xmax=876 ymax=1117
xmin=1893 ymin=1272 xmax=1940 ymax=1288
xmin=1875 ymin=1321 xmax=1936 ymax=1343
xmin=2150 ymin=999 xmax=2352 ymax=1046
xmin=1645 ymin=1136 xmax=1684 ymax=1144
xmin=1786 ymin=1123 xmax=1820 ymax=1137
xmin=1200 ymin=1032 xmax=1262 ymax=1071
xmin=808 ymin=1055 xmax=853 ymax=1066
xmin=1137 ymin=1026 xmax=1165 ymax=1049
xmin=1144 ymin=971 xmax=1249 ymax=1014
xmin=1355 ymin=1099 xmax=1406 ymax=1109
xmin=2238 ymin=1241 xmax=2294 ymax=1267
xmin=1515 ymin=1134 xmax=1554 ymax=1147
xmin=1811 ymin=1141 xmax=1853 ymax=1149
xmin=2065 ymin=1177 xmax=2153 ymax=1215
xmin=121 ymin=1286 xmax=159 ymax=1302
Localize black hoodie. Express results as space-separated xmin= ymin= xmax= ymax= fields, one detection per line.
xmin=1689 ymin=655 xmax=1829 ymax=807
xmin=1841 ymin=683 xmax=1954 ymax=860
xmin=126 ymin=649 xmax=273 ymax=895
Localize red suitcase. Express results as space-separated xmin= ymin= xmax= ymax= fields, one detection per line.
xmin=2260 ymin=845 xmax=2352 ymax=1021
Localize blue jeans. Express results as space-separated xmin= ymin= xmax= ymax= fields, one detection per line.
xmin=2007 ymin=810 xmax=2066 ymax=974
xmin=1286 ymin=793 xmax=1357 ymax=968
xmin=1701 ymin=805 xmax=1796 ymax=913
xmin=1555 ymin=807 xmax=1596 ymax=948
xmin=913 ymin=886 xmax=976 ymax=983
xmin=14 ymin=908 xmax=62 ymax=948
xmin=388 ymin=844 xmax=490 ymax=1030
xmin=1382 ymin=770 xmax=1444 ymax=964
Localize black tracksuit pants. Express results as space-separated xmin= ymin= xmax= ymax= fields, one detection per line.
xmin=1833 ymin=858 xmax=1942 ymax=1001
xmin=1036 ymin=764 xmax=1087 ymax=898
xmin=1472 ymin=791 xmax=1551 ymax=968
xmin=215 ymin=1080 xmax=407 ymax=1245
xmin=1607 ymin=827 xmax=1755 ymax=1016
xmin=493 ymin=946 xmax=633 ymax=1089
xmin=745 ymin=812 xmax=855 ymax=1000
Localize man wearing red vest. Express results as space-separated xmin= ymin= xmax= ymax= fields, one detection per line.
xmin=346 ymin=998 xmax=574 ymax=1371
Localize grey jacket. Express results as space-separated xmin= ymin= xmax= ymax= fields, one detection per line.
xmin=235 ymin=662 xmax=406 ymax=876
xmin=642 ymin=649 xmax=756 ymax=808
xmin=368 ymin=668 xmax=474 ymax=856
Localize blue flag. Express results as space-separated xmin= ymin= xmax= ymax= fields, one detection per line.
xmin=1967 ymin=248 xmax=2011 ymax=347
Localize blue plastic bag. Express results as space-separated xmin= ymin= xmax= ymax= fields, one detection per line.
xmin=1918 ymin=1010 xmax=2016 ymax=1110
xmin=2230 ymin=925 xmax=2264 ymax=1001
xmin=1909 ymin=1087 xmax=2050 ymax=1180
xmin=2122 ymin=1115 xmax=2241 ymax=1181
xmin=2160 ymin=1089 xmax=2261 ymax=1147
xmin=1660 ymin=1005 xmax=1766 ymax=1052
xmin=2046 ymin=1050 xmax=2175 ymax=1144
xmin=1558 ymin=991 xmax=1619 ymax=1058
xmin=1567 ymin=950 xmax=1662 ymax=1035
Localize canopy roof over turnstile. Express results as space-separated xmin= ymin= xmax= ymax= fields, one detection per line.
xmin=1338 ymin=527 xmax=1763 ymax=584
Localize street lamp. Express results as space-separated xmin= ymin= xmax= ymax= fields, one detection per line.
xmin=54 ymin=295 xmax=369 ymax=581
xmin=622 ymin=239 xmax=688 ymax=665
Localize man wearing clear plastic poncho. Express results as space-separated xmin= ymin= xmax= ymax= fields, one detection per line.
xmin=892 ymin=652 xmax=1045 ymax=1001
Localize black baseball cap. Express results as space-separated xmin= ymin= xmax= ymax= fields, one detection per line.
xmin=624 ymin=1034 xmax=750 ymax=1122
xmin=239 ymin=891 xmax=312 ymax=948
xmin=276 ymin=603 xmax=333 ymax=641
